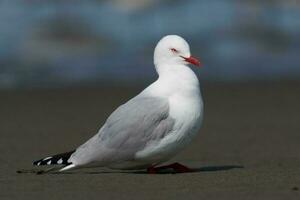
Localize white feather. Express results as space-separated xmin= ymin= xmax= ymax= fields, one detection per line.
xmin=60 ymin=35 xmax=203 ymax=171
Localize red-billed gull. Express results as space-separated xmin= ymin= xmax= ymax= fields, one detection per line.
xmin=33 ymin=35 xmax=203 ymax=173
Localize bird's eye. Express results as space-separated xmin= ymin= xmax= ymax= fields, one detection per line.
xmin=170 ymin=48 xmax=178 ymax=53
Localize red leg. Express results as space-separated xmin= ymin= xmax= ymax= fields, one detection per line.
xmin=147 ymin=162 xmax=193 ymax=174
xmin=168 ymin=162 xmax=194 ymax=173
xmin=147 ymin=166 xmax=158 ymax=174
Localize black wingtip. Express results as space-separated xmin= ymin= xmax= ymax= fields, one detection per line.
xmin=33 ymin=150 xmax=75 ymax=166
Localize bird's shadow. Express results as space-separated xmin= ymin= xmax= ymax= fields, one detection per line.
xmin=17 ymin=165 xmax=244 ymax=175
xmin=131 ymin=165 xmax=244 ymax=174
xmin=195 ymin=165 xmax=244 ymax=172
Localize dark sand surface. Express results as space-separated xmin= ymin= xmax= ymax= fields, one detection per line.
xmin=1 ymin=81 xmax=300 ymax=199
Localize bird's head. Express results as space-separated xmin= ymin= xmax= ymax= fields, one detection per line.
xmin=154 ymin=35 xmax=201 ymax=68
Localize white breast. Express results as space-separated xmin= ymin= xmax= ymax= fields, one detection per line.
xmin=168 ymin=90 xmax=203 ymax=142
xmin=135 ymin=65 xmax=204 ymax=164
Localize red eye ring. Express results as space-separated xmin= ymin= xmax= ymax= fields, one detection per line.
xmin=170 ymin=48 xmax=178 ymax=53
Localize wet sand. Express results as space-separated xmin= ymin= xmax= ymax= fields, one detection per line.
xmin=1 ymin=81 xmax=300 ymax=199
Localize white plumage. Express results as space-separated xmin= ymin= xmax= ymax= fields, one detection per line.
xmin=34 ymin=35 xmax=203 ymax=173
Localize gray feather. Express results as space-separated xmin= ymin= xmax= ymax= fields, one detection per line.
xmin=69 ymin=96 xmax=175 ymax=166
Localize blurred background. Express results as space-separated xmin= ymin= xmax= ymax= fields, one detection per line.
xmin=2 ymin=1 xmax=300 ymax=198
xmin=0 ymin=0 xmax=300 ymax=88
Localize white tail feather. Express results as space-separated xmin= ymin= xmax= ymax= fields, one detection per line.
xmin=59 ymin=164 xmax=77 ymax=172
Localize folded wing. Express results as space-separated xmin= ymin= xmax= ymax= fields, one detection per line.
xmin=69 ymin=96 xmax=175 ymax=166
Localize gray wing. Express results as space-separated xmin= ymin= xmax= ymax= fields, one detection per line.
xmin=69 ymin=96 xmax=175 ymax=166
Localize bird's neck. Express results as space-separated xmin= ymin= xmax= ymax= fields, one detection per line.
xmin=157 ymin=63 xmax=199 ymax=84
xmin=145 ymin=64 xmax=200 ymax=98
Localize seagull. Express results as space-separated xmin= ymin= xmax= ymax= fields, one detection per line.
xmin=33 ymin=35 xmax=204 ymax=173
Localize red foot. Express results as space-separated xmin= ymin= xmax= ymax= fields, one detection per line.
xmin=147 ymin=163 xmax=193 ymax=174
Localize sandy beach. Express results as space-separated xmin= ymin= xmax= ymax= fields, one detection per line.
xmin=1 ymin=81 xmax=300 ymax=199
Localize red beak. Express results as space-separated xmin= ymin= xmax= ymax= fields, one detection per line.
xmin=181 ymin=56 xmax=201 ymax=67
